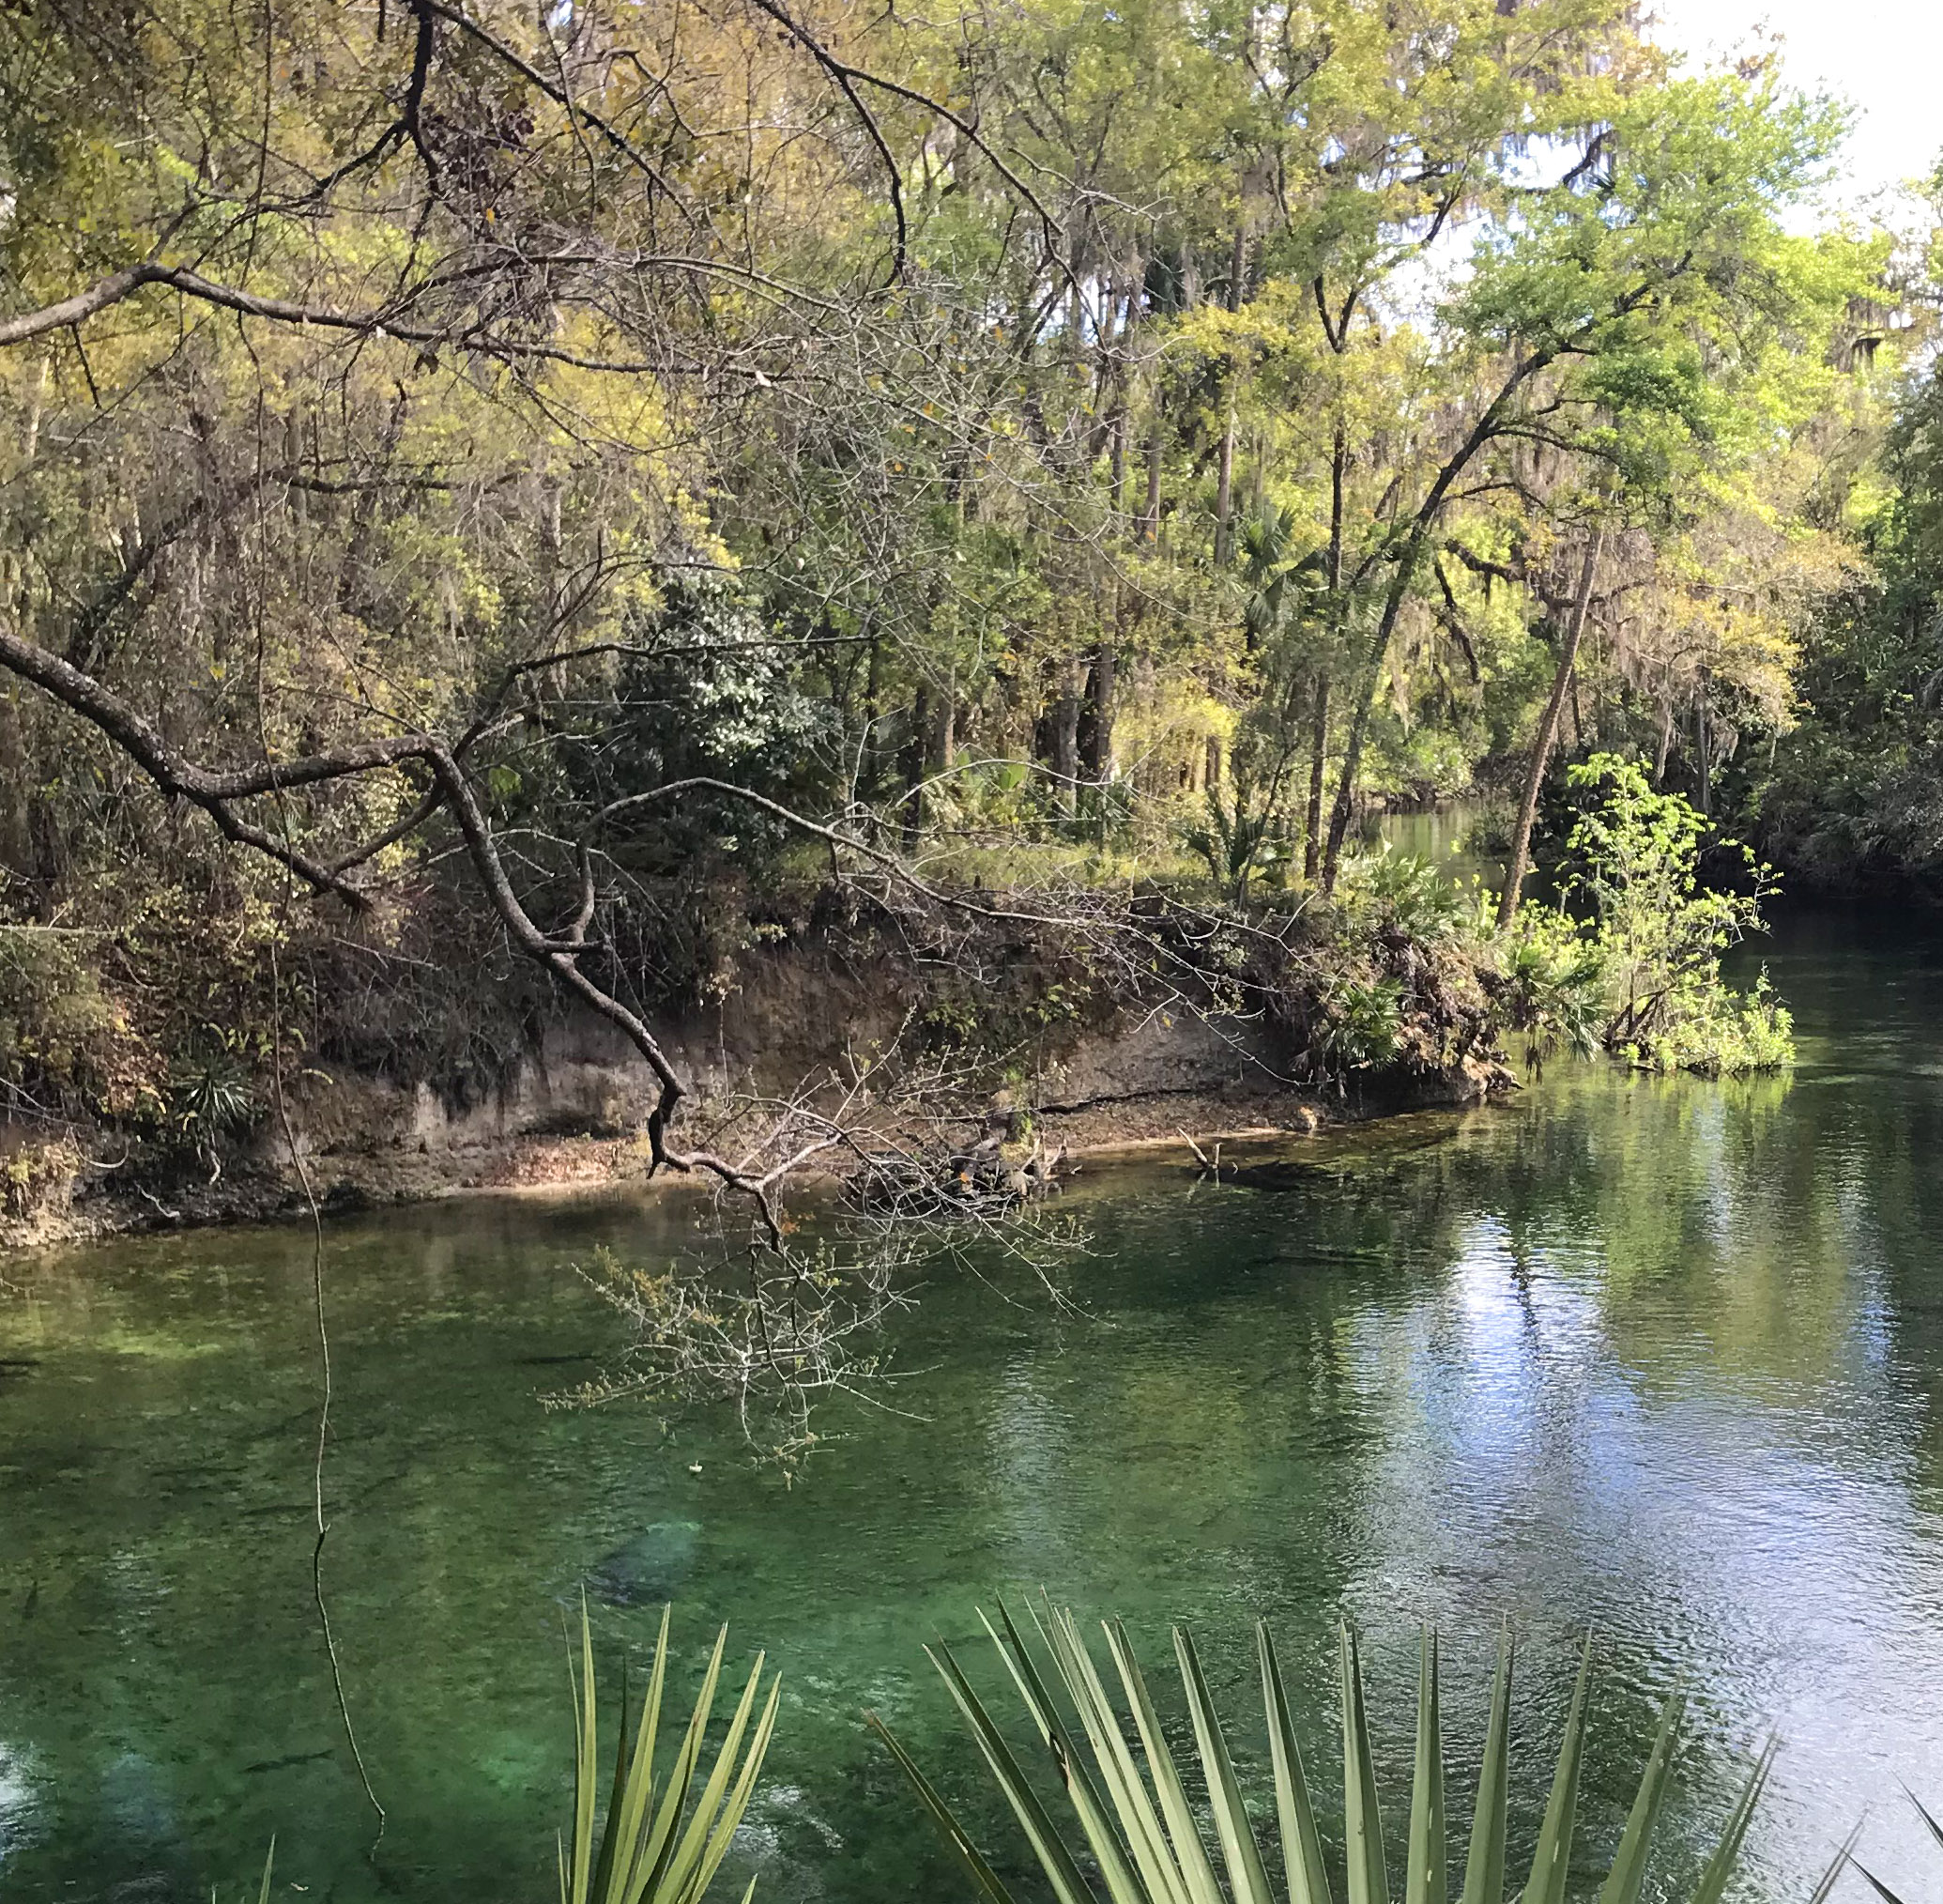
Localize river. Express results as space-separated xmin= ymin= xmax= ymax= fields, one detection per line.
xmin=4 ymin=904 xmax=1943 ymax=1902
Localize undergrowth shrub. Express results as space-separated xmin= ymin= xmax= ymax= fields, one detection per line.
xmin=1508 ymin=753 xmax=1793 ymax=1077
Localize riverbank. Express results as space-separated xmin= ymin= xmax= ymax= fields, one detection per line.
xmin=3 ymin=874 xmax=1517 ymax=1251
xmin=0 ymin=1041 xmax=1504 ymax=1251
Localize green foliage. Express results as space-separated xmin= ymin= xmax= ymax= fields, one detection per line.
xmin=1754 ymin=350 xmax=1943 ymax=893
xmin=1510 ymin=754 xmax=1793 ymax=1077
xmin=1631 ymin=971 xmax=1796 ymax=1080
xmin=166 ymin=1035 xmax=258 ymax=1153
xmin=1310 ymin=974 xmax=1407 ymax=1079
xmin=873 ymin=1609 xmax=1775 ymax=1904
xmin=0 ymin=925 xmax=143 ymax=1117
xmin=1 ymin=864 xmax=305 ymax=1142
xmin=563 ymin=576 xmax=834 ymax=878
xmin=1493 ymin=908 xmax=1606 ymax=1079
xmin=1 ymin=1129 xmax=83 ymax=1219
xmin=562 ymin=1601 xmax=778 ymax=1904
xmin=1335 ymin=849 xmax=1476 ymax=947
xmin=1183 ymin=778 xmax=1295 ymax=900
xmin=0 ymin=0 xmax=1899 ymax=1136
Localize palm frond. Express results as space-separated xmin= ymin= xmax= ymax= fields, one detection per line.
xmin=1404 ymin=1633 xmax=1445 ymax=1904
xmin=876 ymin=1612 xmax=1778 ymax=1904
xmin=1459 ymin=1626 xmax=1512 ymax=1904
xmin=562 ymin=1598 xmax=778 ymax=1904
xmin=1520 ymin=1633 xmax=1591 ymax=1904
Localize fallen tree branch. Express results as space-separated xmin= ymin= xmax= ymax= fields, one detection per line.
xmin=0 ymin=620 xmax=818 ymax=1235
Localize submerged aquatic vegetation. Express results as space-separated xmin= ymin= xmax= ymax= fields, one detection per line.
xmin=873 ymin=1611 xmax=1782 ymax=1904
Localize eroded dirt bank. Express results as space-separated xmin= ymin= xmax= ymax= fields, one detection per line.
xmin=4 ymin=899 xmax=1512 ymax=1250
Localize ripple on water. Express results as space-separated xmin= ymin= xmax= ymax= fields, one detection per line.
xmin=6 ymin=905 xmax=1943 ymax=1899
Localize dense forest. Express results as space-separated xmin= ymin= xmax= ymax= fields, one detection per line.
xmin=0 ymin=0 xmax=1938 ymax=1217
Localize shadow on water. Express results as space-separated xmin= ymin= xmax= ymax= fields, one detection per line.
xmin=5 ymin=903 xmax=1943 ymax=1898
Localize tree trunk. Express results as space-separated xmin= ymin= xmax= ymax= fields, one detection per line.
xmin=1049 ymin=658 xmax=1083 ymax=815
xmin=1214 ymin=405 xmax=1235 ymax=564
xmin=23 ymin=353 xmax=47 ymax=465
xmin=1318 ymin=339 xmax=1569 ymax=895
xmin=1079 ymin=643 xmax=1117 ymax=779
xmin=902 ymin=683 xmax=930 ymax=846
xmin=0 ymin=688 xmax=30 ymax=886
xmin=1497 ymin=530 xmax=1603 ymax=929
xmin=1302 ymin=672 xmax=1330 ymax=882
xmin=1321 ymin=570 xmax=1415 ymax=893
xmin=930 ymin=681 xmax=956 ymax=778
xmin=1066 ymin=229 xmax=1086 ymax=361
xmin=1696 ymin=683 xmax=1711 ymax=816
xmin=1307 ymin=423 xmax=1346 ymax=884
xmin=858 ymin=635 xmax=883 ymax=813
xmin=1142 ymin=412 xmax=1163 ymax=541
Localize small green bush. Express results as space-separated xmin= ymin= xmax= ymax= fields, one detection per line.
xmin=1335 ymin=845 xmax=1476 ymax=944
xmin=1495 ymin=906 xmax=1607 ymax=1077
xmin=1507 ymin=754 xmax=1793 ymax=1077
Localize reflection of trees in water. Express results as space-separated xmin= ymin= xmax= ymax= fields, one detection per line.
xmin=13 ymin=990 xmax=1943 ymax=1901
xmin=1265 ymin=1058 xmax=1943 ymax=1902
xmin=1203 ymin=1067 xmax=1846 ymax=1397
xmin=1361 ymin=1066 xmax=1869 ymax=1397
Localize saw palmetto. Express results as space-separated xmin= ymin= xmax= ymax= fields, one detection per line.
xmin=871 ymin=1611 xmax=1775 ymax=1904
xmin=560 ymin=1600 xmax=779 ymax=1904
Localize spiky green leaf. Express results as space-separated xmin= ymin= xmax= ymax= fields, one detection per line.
xmin=1460 ymin=1625 xmax=1513 ymax=1904
xmin=866 ymin=1712 xmax=1020 ymax=1904
xmin=1405 ymin=1633 xmax=1446 ymax=1904
xmin=1176 ymin=1625 xmax=1277 ymax=1904
xmin=1520 ymin=1634 xmax=1592 ymax=1904
xmin=1341 ymin=1625 xmax=1389 ymax=1904
xmin=930 ymin=1640 xmax=1101 ymax=1904
xmin=1688 ymin=1742 xmax=1774 ymax=1904
xmin=1105 ymin=1617 xmax=1227 ymax=1904
xmin=987 ymin=1605 xmax=1150 ymax=1904
xmin=1595 ymin=1686 xmax=1686 ymax=1904
xmin=1259 ymin=1624 xmax=1333 ymax=1904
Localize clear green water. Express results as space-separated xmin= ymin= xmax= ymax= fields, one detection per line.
xmin=7 ymin=908 xmax=1943 ymax=1902
xmin=1361 ymin=804 xmax=1488 ymax=871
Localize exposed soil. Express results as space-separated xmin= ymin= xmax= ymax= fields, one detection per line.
xmin=0 ymin=1063 xmax=1495 ymax=1251
xmin=2 ymin=899 xmax=1512 ymax=1251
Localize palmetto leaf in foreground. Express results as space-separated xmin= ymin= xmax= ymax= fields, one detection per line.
xmin=560 ymin=1598 xmax=779 ymax=1904
xmin=874 ymin=1608 xmax=1776 ymax=1904
xmin=1844 ymin=1784 xmax=1943 ymax=1904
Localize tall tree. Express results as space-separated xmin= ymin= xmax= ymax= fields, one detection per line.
xmin=1317 ymin=72 xmax=1852 ymax=887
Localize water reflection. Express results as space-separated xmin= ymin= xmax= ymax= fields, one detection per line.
xmin=1368 ymin=802 xmax=1492 ymax=875
xmin=5 ymin=908 xmax=1943 ymax=1899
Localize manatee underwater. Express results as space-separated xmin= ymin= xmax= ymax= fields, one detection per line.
xmin=584 ymin=1520 xmax=702 ymax=1607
